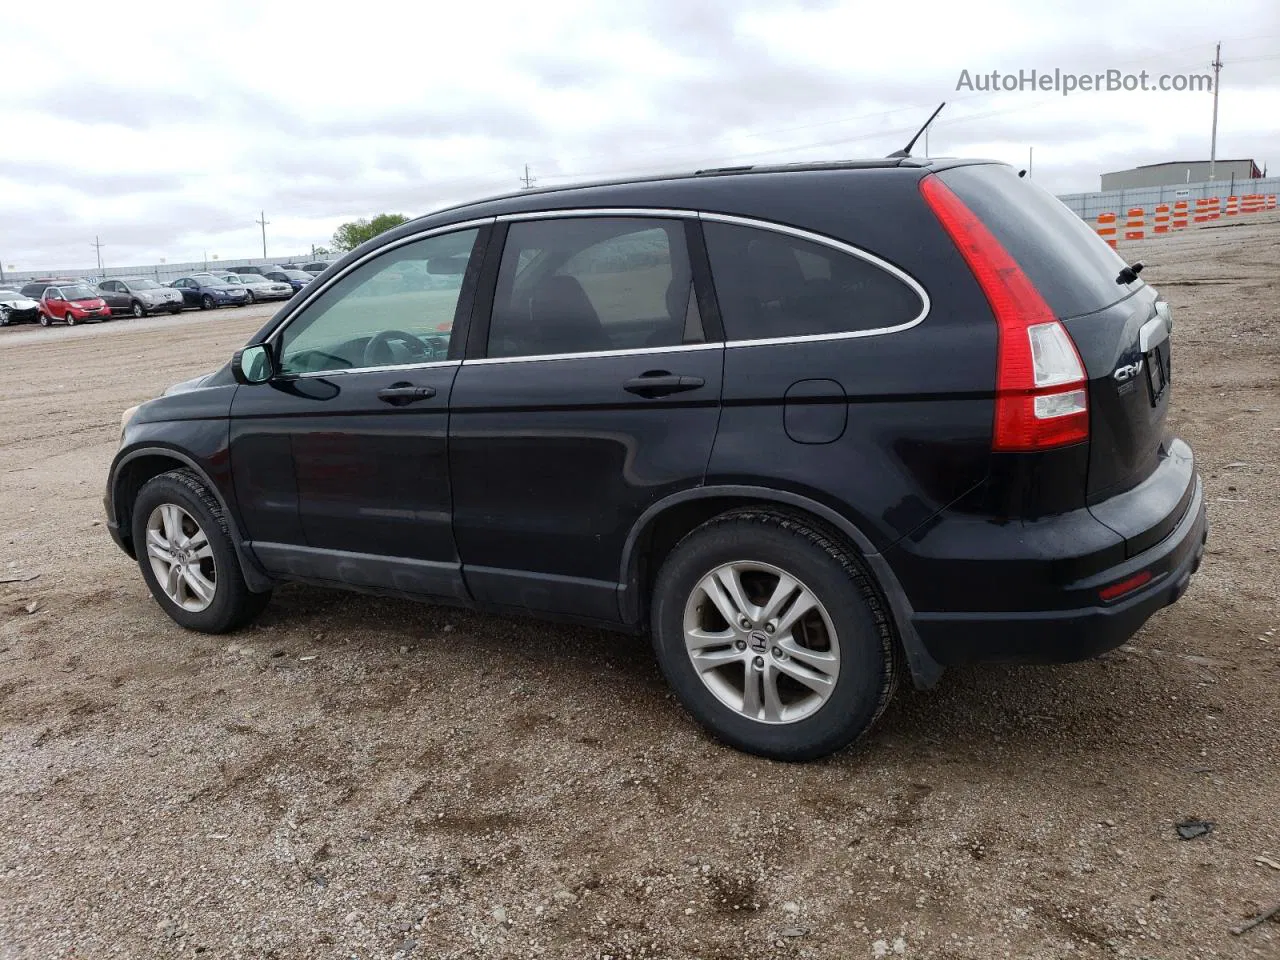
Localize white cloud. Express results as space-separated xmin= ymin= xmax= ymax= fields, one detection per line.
xmin=1 ymin=0 xmax=1276 ymax=271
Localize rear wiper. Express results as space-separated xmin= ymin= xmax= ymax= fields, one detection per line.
xmin=1116 ymin=261 xmax=1145 ymax=285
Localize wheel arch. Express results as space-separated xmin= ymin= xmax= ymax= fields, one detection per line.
xmin=619 ymin=485 xmax=943 ymax=689
xmin=109 ymin=447 xmax=273 ymax=593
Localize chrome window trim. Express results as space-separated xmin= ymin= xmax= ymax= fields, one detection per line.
xmin=495 ymin=207 xmax=697 ymax=223
xmin=286 ymin=359 xmax=461 ymax=380
xmin=697 ymin=212 xmax=931 ymax=348
xmin=264 ymin=216 xmax=495 ymax=352
xmin=465 ymin=342 xmax=721 ymax=367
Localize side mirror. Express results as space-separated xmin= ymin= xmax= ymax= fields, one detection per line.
xmin=232 ymin=344 xmax=275 ymax=384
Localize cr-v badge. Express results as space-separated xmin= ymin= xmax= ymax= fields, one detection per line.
xmin=1114 ymin=357 xmax=1144 ymax=383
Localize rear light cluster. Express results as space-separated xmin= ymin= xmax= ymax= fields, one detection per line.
xmin=920 ymin=175 xmax=1089 ymax=451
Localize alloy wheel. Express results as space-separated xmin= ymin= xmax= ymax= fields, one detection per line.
xmin=144 ymin=503 xmax=217 ymax=612
xmin=682 ymin=560 xmax=840 ymax=724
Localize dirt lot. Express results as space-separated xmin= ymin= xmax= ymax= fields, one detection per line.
xmin=1 ymin=218 xmax=1278 ymax=960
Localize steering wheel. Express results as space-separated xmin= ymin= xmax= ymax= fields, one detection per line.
xmin=361 ymin=329 xmax=430 ymax=368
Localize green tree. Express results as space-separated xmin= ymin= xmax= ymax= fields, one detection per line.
xmin=331 ymin=213 xmax=410 ymax=252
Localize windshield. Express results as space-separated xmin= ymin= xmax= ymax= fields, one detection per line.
xmin=191 ymin=274 xmax=222 ymax=285
xmin=218 ymin=274 xmax=242 ymax=283
xmin=125 ymin=278 xmax=162 ymax=290
xmin=61 ymin=285 xmax=97 ymax=299
xmin=282 ymin=270 xmax=311 ymax=280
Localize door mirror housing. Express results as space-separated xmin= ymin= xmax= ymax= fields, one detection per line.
xmin=232 ymin=344 xmax=275 ymax=384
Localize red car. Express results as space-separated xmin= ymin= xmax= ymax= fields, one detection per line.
xmin=38 ymin=283 xmax=112 ymax=326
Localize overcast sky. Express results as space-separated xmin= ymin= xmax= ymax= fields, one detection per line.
xmin=2 ymin=0 xmax=1277 ymax=272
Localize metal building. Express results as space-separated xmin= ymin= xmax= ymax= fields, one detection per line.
xmin=1101 ymin=159 xmax=1263 ymax=191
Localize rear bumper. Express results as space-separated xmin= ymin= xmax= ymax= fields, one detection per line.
xmin=911 ymin=477 xmax=1205 ymax=663
xmin=889 ymin=437 xmax=1206 ymax=666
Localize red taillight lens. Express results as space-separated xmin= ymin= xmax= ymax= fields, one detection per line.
xmin=919 ymin=175 xmax=1089 ymax=451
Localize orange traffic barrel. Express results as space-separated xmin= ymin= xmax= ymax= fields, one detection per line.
xmin=1207 ymin=196 xmax=1221 ymax=219
xmin=1268 ymin=195 xmax=1277 ymax=210
xmin=1172 ymin=200 xmax=1189 ymax=229
xmin=1096 ymin=212 xmax=1118 ymax=248
xmin=1226 ymin=195 xmax=1239 ymax=216
xmin=1153 ymin=204 xmax=1170 ymax=233
xmin=1123 ymin=207 xmax=1145 ymax=240
xmin=1193 ymin=197 xmax=1213 ymax=223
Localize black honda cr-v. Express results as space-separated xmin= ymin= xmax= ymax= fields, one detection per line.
xmin=105 ymin=158 xmax=1207 ymax=759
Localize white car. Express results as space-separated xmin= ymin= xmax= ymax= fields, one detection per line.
xmin=0 ymin=288 xmax=42 ymax=325
xmin=215 ymin=273 xmax=295 ymax=303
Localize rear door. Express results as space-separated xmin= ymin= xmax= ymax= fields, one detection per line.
xmin=450 ymin=214 xmax=723 ymax=622
xmin=229 ymin=225 xmax=487 ymax=598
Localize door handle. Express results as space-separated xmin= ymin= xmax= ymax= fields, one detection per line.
xmin=622 ymin=372 xmax=705 ymax=398
xmin=377 ymin=383 xmax=437 ymax=406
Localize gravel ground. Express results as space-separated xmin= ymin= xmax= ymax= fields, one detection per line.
xmin=1 ymin=218 xmax=1278 ymax=960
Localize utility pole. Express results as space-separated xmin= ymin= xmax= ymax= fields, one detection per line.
xmin=519 ymin=164 xmax=536 ymax=190
xmin=91 ymin=236 xmax=104 ymax=272
xmin=1209 ymin=41 xmax=1223 ymax=181
xmin=255 ymin=211 xmax=270 ymax=259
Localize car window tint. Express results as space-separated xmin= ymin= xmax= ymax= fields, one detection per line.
xmin=487 ymin=217 xmax=699 ymax=359
xmin=277 ymin=228 xmax=479 ymax=376
xmin=702 ymin=221 xmax=923 ymax=342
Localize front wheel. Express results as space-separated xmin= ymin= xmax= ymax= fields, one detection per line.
xmin=130 ymin=469 xmax=271 ymax=633
xmin=200 ymin=294 xmax=214 ymax=310
xmin=38 ymin=312 xmax=50 ymax=327
xmin=244 ymin=290 xmax=256 ymax=304
xmin=131 ymin=300 xmax=146 ymax=318
xmin=65 ymin=312 xmax=77 ymax=327
xmin=651 ymin=510 xmax=900 ymax=761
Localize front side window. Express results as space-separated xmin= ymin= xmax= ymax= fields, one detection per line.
xmin=703 ymin=221 xmax=924 ymax=342
xmin=277 ymin=228 xmax=478 ymax=376
xmin=487 ymin=217 xmax=700 ymax=359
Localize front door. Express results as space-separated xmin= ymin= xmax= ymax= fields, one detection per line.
xmin=450 ymin=215 xmax=723 ymax=622
xmin=229 ymin=225 xmax=487 ymax=599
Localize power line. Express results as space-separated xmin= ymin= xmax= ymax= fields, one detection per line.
xmin=255 ymin=211 xmax=270 ymax=259
xmin=1209 ymin=42 xmax=1224 ymax=181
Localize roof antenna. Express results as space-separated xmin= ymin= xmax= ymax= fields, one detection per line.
xmin=887 ymin=102 xmax=946 ymax=159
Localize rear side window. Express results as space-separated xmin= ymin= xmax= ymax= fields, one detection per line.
xmin=703 ymin=221 xmax=924 ymax=342
xmin=937 ymin=164 xmax=1139 ymax=319
xmin=488 ymin=217 xmax=701 ymax=359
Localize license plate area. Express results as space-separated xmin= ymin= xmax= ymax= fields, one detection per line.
xmin=1144 ymin=341 xmax=1169 ymax=406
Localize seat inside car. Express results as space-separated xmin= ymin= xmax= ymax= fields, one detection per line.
xmin=526 ymin=275 xmax=610 ymax=355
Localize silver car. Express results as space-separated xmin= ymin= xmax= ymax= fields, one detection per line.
xmin=215 ymin=272 xmax=294 ymax=304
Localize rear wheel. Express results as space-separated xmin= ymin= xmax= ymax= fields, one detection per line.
xmin=130 ymin=469 xmax=271 ymax=633
xmin=131 ymin=300 xmax=146 ymax=318
xmin=651 ymin=509 xmax=900 ymax=760
xmin=200 ymin=294 xmax=214 ymax=310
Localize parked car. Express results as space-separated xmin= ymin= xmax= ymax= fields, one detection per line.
xmin=302 ymin=261 xmax=335 ymax=274
xmin=19 ymin=278 xmax=79 ymax=300
xmin=169 ymin=274 xmax=250 ymax=309
xmin=105 ymin=159 xmax=1206 ymax=760
xmin=261 ymin=268 xmax=314 ymax=293
xmin=0 ymin=288 xmax=42 ymax=325
xmin=38 ymin=282 xmax=112 ymax=325
xmin=214 ymin=272 xmax=294 ymax=303
xmin=228 ymin=266 xmax=266 ymax=277
xmin=97 ymin=277 xmax=185 ymax=317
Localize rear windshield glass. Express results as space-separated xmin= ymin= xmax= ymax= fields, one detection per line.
xmin=938 ymin=164 xmax=1142 ymax=319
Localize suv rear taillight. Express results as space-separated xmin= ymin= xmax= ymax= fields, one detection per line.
xmin=920 ymin=175 xmax=1088 ymax=451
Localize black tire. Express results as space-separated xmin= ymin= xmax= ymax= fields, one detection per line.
xmin=65 ymin=312 xmax=77 ymax=327
xmin=200 ymin=294 xmax=215 ymax=310
xmin=131 ymin=300 xmax=146 ymax=318
xmin=38 ymin=312 xmax=50 ymax=327
xmin=0 ymin=310 xmax=9 ymax=326
xmin=651 ymin=509 xmax=900 ymax=761
xmin=130 ymin=469 xmax=271 ymax=633
xmin=170 ymin=305 xmax=183 ymax=314
xmin=245 ymin=290 xmax=256 ymax=304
